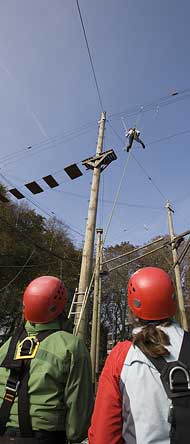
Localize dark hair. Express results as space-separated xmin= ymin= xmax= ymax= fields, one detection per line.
xmin=132 ymin=319 xmax=172 ymax=358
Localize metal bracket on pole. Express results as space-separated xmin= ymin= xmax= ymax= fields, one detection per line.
xmin=172 ymin=237 xmax=190 ymax=269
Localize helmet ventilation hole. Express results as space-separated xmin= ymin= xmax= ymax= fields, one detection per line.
xmin=49 ymin=304 xmax=57 ymax=312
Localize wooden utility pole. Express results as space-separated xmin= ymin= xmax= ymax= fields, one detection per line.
xmin=75 ymin=112 xmax=107 ymax=339
xmin=75 ymin=111 xmax=116 ymax=339
xmin=90 ymin=228 xmax=103 ymax=385
xmin=95 ymin=238 xmax=103 ymax=392
xmin=166 ymin=200 xmax=188 ymax=330
xmin=76 ymin=112 xmax=106 ymax=339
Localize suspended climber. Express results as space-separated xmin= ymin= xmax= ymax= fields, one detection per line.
xmin=125 ymin=127 xmax=145 ymax=152
xmin=89 ymin=267 xmax=190 ymax=444
xmin=0 ymin=276 xmax=93 ymax=443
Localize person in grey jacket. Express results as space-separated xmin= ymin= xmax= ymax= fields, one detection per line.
xmin=89 ymin=267 xmax=189 ymax=444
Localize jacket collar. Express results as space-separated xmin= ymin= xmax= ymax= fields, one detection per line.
xmin=25 ymin=320 xmax=60 ymax=334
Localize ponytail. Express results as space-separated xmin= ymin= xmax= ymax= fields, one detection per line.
xmin=132 ymin=320 xmax=172 ymax=358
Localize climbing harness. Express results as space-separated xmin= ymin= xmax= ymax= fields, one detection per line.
xmin=137 ymin=331 xmax=190 ymax=444
xmin=0 ymin=324 xmax=58 ymax=438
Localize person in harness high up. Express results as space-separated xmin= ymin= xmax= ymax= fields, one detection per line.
xmin=88 ymin=267 xmax=190 ymax=444
xmin=0 ymin=276 xmax=93 ymax=444
xmin=125 ymin=127 xmax=145 ymax=152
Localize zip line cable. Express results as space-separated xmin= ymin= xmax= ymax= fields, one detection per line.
xmin=147 ymin=129 xmax=190 ymax=146
xmin=53 ymin=188 xmax=163 ymax=210
xmin=3 ymin=118 xmax=187 ymax=241
xmin=0 ymin=171 xmax=56 ymax=219
xmin=75 ymin=0 xmax=104 ymax=111
xmin=134 ymin=106 xmax=144 ymax=128
xmin=108 ymin=88 xmax=190 ymax=120
xmin=1 ymin=161 xmax=166 ymax=211
xmin=3 ymin=122 xmax=188 ymax=196
xmin=1 ymin=89 xmax=190 ymax=169
xmin=2 ymin=121 xmax=190 ymax=171
xmin=0 ymin=124 xmax=97 ymax=168
xmin=131 ymin=153 xmax=168 ymax=201
xmin=0 ymin=121 xmax=96 ymax=162
xmin=0 ymin=249 xmax=36 ymax=292
xmin=109 ymin=122 xmax=190 ymax=153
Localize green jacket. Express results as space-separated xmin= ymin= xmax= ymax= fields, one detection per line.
xmin=0 ymin=321 xmax=93 ymax=443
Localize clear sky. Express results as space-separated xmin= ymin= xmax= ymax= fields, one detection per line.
xmin=0 ymin=0 xmax=190 ymax=249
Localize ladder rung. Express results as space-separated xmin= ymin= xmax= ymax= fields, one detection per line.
xmin=70 ymin=311 xmax=81 ymax=315
xmin=68 ymin=288 xmax=88 ymax=321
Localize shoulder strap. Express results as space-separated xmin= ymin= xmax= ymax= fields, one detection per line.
xmin=135 ymin=331 xmax=190 ymax=375
xmin=0 ymin=325 xmax=27 ymax=436
xmin=0 ymin=328 xmax=57 ymax=437
xmin=135 ymin=344 xmax=167 ymax=374
xmin=179 ymin=331 xmax=190 ymax=366
xmin=136 ymin=335 xmax=190 ymax=444
xmin=1 ymin=323 xmax=26 ymax=369
xmin=18 ymin=330 xmax=55 ymax=437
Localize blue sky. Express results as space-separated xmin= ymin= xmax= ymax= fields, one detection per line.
xmin=0 ymin=0 xmax=190 ymax=249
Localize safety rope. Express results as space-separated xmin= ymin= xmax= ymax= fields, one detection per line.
xmin=75 ymin=144 xmax=134 ymax=334
xmin=103 ymin=144 xmax=134 ymax=245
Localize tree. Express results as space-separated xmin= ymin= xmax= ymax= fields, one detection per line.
xmin=100 ymin=242 xmax=138 ymax=345
xmin=0 ymin=184 xmax=81 ymax=342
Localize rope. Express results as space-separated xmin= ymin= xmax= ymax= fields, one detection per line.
xmin=134 ymin=106 xmax=144 ymax=129
xmin=120 ymin=106 xmax=143 ymax=136
xmin=108 ymin=89 xmax=190 ymax=120
xmin=74 ymin=136 xmax=135 ymax=331
xmin=131 ymin=153 xmax=168 ymax=201
xmin=103 ymin=144 xmax=134 ymax=245
xmin=0 ymin=249 xmax=36 ymax=292
xmin=108 ymin=121 xmax=168 ymax=203
xmin=1 ymin=124 xmax=97 ymax=168
xmin=76 ymin=0 xmax=104 ymax=111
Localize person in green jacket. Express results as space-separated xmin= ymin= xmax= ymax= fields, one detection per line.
xmin=0 ymin=276 xmax=93 ymax=443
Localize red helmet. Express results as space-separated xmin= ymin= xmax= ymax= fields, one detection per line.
xmin=23 ymin=276 xmax=67 ymax=323
xmin=128 ymin=267 xmax=177 ymax=320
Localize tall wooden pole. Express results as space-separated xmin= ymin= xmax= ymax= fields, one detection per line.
xmin=166 ymin=200 xmax=188 ymax=330
xmin=76 ymin=112 xmax=106 ymax=339
xmin=95 ymin=236 xmax=103 ymax=391
xmin=90 ymin=228 xmax=103 ymax=385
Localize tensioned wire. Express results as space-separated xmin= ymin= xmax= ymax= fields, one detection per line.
xmin=0 ymin=171 xmax=84 ymax=239
xmin=108 ymin=121 xmax=168 ymax=202
xmin=0 ymin=249 xmax=36 ymax=292
xmin=1 ymin=90 xmax=190 ymax=168
xmin=103 ymin=140 xmax=135 ymax=245
xmin=75 ymin=0 xmax=104 ymax=112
